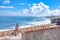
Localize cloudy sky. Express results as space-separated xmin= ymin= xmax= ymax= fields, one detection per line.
xmin=0 ymin=0 xmax=60 ymax=16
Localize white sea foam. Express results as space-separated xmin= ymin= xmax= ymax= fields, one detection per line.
xmin=27 ymin=19 xmax=51 ymax=26
xmin=20 ymin=25 xmax=32 ymax=28
xmin=19 ymin=19 xmax=51 ymax=28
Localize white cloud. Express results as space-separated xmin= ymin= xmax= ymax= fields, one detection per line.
xmin=0 ymin=6 xmax=14 ymax=8
xmin=23 ymin=9 xmax=28 ymax=13
xmin=51 ymin=9 xmax=60 ymax=16
xmin=21 ymin=2 xmax=51 ymax=16
xmin=6 ymin=12 xmax=18 ymax=16
xmin=20 ymin=3 xmax=31 ymax=7
xmin=20 ymin=3 xmax=26 ymax=5
xmin=21 ymin=2 xmax=60 ymax=16
xmin=32 ymin=3 xmax=37 ymax=6
xmin=0 ymin=2 xmax=60 ymax=16
xmin=58 ymin=6 xmax=60 ymax=9
xmin=28 ymin=4 xmax=31 ymax=7
xmin=0 ymin=11 xmax=21 ymax=16
xmin=3 ymin=0 xmax=10 ymax=4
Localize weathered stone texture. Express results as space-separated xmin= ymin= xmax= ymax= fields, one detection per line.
xmin=23 ymin=28 xmax=60 ymax=40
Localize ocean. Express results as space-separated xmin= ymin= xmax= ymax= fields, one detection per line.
xmin=0 ymin=16 xmax=51 ymax=30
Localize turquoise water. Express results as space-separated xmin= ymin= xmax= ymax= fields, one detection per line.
xmin=0 ymin=16 xmax=50 ymax=30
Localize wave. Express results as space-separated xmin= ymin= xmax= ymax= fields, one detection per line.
xmin=26 ymin=19 xmax=51 ymax=25
xmin=19 ymin=19 xmax=51 ymax=28
xmin=0 ymin=19 xmax=51 ymax=31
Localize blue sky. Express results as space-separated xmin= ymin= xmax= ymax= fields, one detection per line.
xmin=0 ymin=0 xmax=60 ymax=16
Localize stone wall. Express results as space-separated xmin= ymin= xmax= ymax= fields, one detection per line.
xmin=23 ymin=28 xmax=60 ymax=40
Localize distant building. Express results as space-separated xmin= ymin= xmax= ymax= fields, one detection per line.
xmin=51 ymin=18 xmax=60 ymax=25
xmin=45 ymin=16 xmax=60 ymax=25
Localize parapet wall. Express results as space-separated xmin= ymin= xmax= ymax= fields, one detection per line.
xmin=23 ymin=27 xmax=60 ymax=40
xmin=0 ymin=24 xmax=60 ymax=40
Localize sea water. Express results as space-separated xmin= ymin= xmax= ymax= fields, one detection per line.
xmin=0 ymin=16 xmax=51 ymax=30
